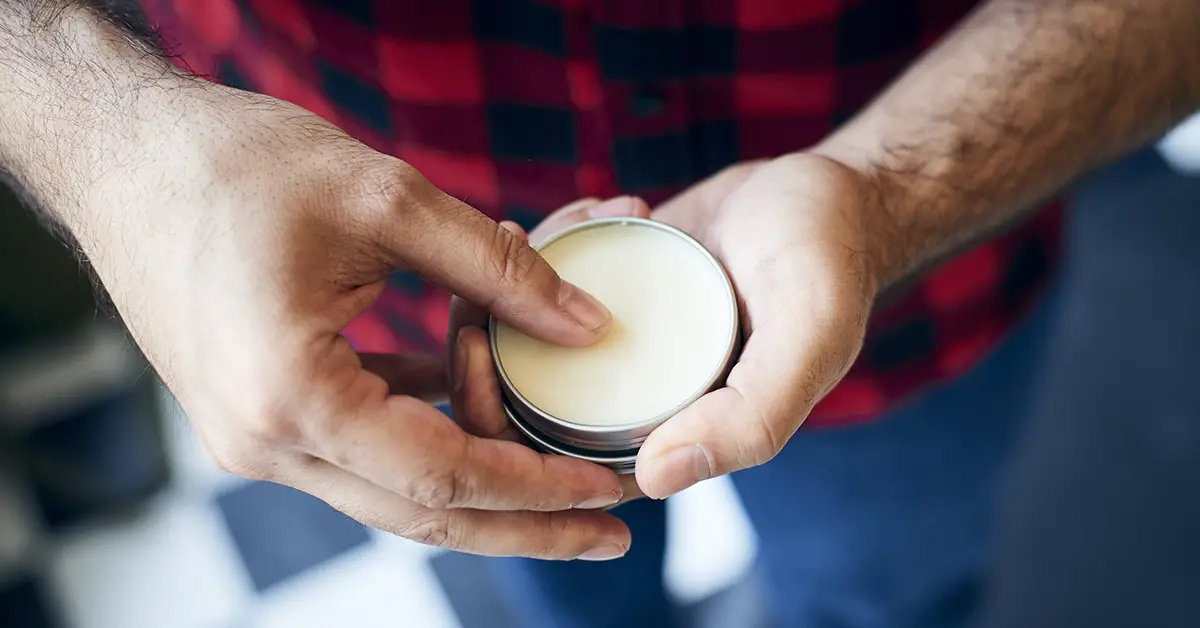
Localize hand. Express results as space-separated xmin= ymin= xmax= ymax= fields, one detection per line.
xmin=447 ymin=197 xmax=654 ymax=503
xmin=448 ymin=162 xmax=879 ymax=502
xmin=67 ymin=83 xmax=633 ymax=559
xmin=636 ymin=155 xmax=880 ymax=498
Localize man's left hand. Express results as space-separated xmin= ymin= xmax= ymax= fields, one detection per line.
xmin=637 ymin=154 xmax=880 ymax=497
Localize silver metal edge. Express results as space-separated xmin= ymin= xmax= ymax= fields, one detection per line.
xmin=488 ymin=217 xmax=740 ymax=452
xmin=502 ymin=401 xmax=638 ymax=474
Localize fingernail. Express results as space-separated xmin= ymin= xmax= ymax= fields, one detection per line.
xmin=453 ymin=330 xmax=468 ymax=393
xmin=578 ymin=544 xmax=626 ymax=561
xmin=575 ymin=489 xmax=622 ymax=510
xmin=587 ymin=196 xmax=637 ymax=218
xmin=558 ymin=282 xmax=611 ymax=332
xmin=652 ymin=444 xmax=712 ymax=498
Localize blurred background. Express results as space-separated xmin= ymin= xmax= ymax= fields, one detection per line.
xmin=1 ymin=120 xmax=1198 ymax=628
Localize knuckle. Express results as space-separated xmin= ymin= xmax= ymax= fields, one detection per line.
xmin=746 ymin=410 xmax=789 ymax=468
xmin=207 ymin=441 xmax=268 ymax=480
xmin=528 ymin=512 xmax=577 ymax=559
xmin=400 ymin=515 xmax=454 ymax=549
xmin=356 ymin=159 xmax=427 ymax=218
xmin=527 ymin=456 xmax=556 ymax=511
xmin=726 ymin=388 xmax=789 ymax=470
xmin=404 ymin=466 xmax=462 ymax=510
xmin=490 ymin=227 xmax=538 ymax=288
xmin=236 ymin=396 xmax=301 ymax=446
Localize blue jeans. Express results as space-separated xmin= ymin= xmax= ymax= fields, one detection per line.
xmin=976 ymin=151 xmax=1200 ymax=627
xmin=488 ymin=290 xmax=1058 ymax=628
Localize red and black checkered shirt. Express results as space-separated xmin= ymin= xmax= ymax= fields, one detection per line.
xmin=140 ymin=0 xmax=1062 ymax=427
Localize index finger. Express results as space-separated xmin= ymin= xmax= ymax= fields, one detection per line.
xmin=368 ymin=165 xmax=610 ymax=348
xmin=447 ymin=199 xmax=651 ymax=436
xmin=445 ymin=197 xmax=651 ymax=348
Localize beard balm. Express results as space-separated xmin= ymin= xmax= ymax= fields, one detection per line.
xmin=490 ymin=218 xmax=739 ymax=473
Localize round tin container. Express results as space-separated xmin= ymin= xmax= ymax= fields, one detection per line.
xmin=489 ymin=217 xmax=740 ymax=474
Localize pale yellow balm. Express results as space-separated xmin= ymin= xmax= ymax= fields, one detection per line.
xmin=494 ymin=221 xmax=736 ymax=427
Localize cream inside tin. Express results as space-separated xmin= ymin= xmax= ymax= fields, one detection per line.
xmin=489 ymin=218 xmax=740 ymax=473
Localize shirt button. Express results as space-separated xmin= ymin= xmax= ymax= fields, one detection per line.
xmin=630 ymin=86 xmax=666 ymax=117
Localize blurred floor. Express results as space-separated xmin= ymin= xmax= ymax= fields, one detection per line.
xmin=0 ymin=390 xmax=760 ymax=628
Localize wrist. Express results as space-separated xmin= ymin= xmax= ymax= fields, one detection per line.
xmin=806 ymin=139 xmax=927 ymax=295
xmin=774 ymin=145 xmax=898 ymax=299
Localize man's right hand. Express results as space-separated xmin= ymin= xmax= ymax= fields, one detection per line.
xmin=0 ymin=5 xmax=629 ymax=558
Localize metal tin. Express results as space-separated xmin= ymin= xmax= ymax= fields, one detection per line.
xmin=488 ymin=217 xmax=740 ymax=474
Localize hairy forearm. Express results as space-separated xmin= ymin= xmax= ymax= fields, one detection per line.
xmin=0 ymin=1 xmax=191 ymax=231
xmin=816 ymin=0 xmax=1200 ymax=290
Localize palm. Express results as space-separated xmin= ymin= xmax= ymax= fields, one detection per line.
xmin=636 ymin=155 xmax=877 ymax=497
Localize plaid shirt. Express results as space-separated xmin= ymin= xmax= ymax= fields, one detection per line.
xmin=141 ymin=0 xmax=1061 ymax=427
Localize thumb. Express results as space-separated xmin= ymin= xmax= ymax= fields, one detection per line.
xmin=634 ymin=321 xmax=819 ymax=499
xmin=370 ymin=164 xmax=611 ymax=347
xmin=636 ymin=271 xmax=867 ymax=498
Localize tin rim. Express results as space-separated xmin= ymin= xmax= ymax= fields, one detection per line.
xmin=501 ymin=401 xmax=639 ymax=473
xmin=488 ymin=217 xmax=740 ymax=436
